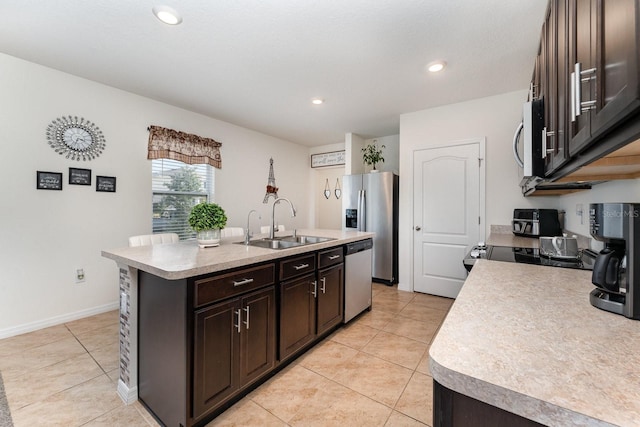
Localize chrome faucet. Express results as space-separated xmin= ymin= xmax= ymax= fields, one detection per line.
xmin=270 ymin=197 xmax=296 ymax=240
xmin=244 ymin=209 xmax=261 ymax=245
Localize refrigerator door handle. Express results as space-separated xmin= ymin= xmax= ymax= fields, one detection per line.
xmin=359 ymin=190 xmax=366 ymax=231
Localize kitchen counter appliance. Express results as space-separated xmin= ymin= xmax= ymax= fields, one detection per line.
xmin=513 ymin=99 xmax=545 ymax=178
xmin=463 ymin=244 xmax=596 ymax=272
xmin=512 ymin=208 xmax=563 ymax=237
xmin=589 ymin=203 xmax=640 ymax=319
xmin=344 ymin=238 xmax=373 ymax=323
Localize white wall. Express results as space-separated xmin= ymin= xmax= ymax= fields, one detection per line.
xmin=398 ymin=90 xmax=559 ymax=292
xmin=0 ymin=53 xmax=311 ymax=337
xmin=309 ymin=143 xmax=345 ymax=230
xmin=555 ymin=179 xmax=640 ymax=245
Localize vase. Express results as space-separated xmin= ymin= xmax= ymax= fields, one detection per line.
xmin=196 ymin=229 xmax=221 ymax=248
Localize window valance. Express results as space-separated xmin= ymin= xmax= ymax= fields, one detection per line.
xmin=147 ymin=125 xmax=222 ymax=169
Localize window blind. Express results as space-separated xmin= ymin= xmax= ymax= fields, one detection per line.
xmin=152 ymin=159 xmax=215 ymax=239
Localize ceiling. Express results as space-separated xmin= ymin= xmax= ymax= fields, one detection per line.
xmin=0 ymin=1 xmax=548 ymax=147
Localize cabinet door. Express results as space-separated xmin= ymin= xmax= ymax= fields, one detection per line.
xmin=569 ymin=0 xmax=640 ymax=156
xmin=279 ymin=273 xmax=316 ymax=360
xmin=317 ymin=263 xmax=344 ymax=335
xmin=545 ymin=0 xmax=570 ymax=175
xmin=568 ymin=0 xmax=596 ymax=155
xmin=193 ymin=299 xmax=240 ymax=419
xmin=590 ymin=0 xmax=640 ymax=137
xmin=239 ymin=286 xmax=276 ymax=387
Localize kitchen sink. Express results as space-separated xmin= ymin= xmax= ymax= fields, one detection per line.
xmin=242 ymin=239 xmax=304 ymax=249
xmin=237 ymin=235 xmax=334 ymax=250
xmin=279 ymin=235 xmax=334 ymax=244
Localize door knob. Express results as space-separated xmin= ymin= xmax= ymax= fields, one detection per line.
xmin=415 ymin=226 xmax=421 ymax=231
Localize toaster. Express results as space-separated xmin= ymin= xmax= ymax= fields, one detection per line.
xmin=512 ymin=209 xmax=562 ymax=237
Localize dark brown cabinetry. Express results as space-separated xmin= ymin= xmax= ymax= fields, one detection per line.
xmin=540 ymin=0 xmax=570 ymax=175
xmin=138 ymin=243 xmax=349 ymax=427
xmin=193 ymin=286 xmax=275 ymax=419
xmin=568 ymin=0 xmax=640 ymax=157
xmin=316 ymin=263 xmax=344 ymax=335
xmin=433 ymin=380 xmax=545 ymax=427
xmin=138 ymin=262 xmax=276 ymax=427
xmin=279 ymin=272 xmax=317 ymax=360
xmin=279 ymin=247 xmax=344 ymax=361
xmin=526 ymin=0 xmax=640 ymax=187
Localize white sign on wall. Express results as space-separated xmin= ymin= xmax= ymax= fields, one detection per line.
xmin=311 ymin=150 xmax=345 ymax=168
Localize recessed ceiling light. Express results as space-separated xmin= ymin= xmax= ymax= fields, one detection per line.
xmin=311 ymin=98 xmax=324 ymax=105
xmin=427 ymin=61 xmax=447 ymax=73
xmin=152 ymin=5 xmax=182 ymax=25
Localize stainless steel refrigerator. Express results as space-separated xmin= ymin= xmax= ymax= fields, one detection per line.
xmin=342 ymin=172 xmax=399 ymax=284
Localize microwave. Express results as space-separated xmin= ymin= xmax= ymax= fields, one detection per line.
xmin=513 ymin=99 xmax=545 ymax=177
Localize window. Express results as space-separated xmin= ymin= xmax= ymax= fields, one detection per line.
xmin=152 ymin=159 xmax=215 ymax=239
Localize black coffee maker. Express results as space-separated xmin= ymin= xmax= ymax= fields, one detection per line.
xmin=590 ymin=203 xmax=640 ymax=319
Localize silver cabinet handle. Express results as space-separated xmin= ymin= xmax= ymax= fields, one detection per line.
xmin=542 ymin=127 xmax=555 ymax=159
xmin=234 ymin=309 xmax=242 ymax=333
xmin=293 ymin=263 xmax=309 ymax=270
xmin=312 ymin=280 xmax=317 ymax=298
xmin=415 ymin=226 xmax=421 ymax=231
xmin=243 ymin=306 xmax=250 ymax=330
xmin=320 ymin=277 xmax=326 ymax=294
xmin=574 ymin=62 xmax=597 ymax=119
xmin=570 ymin=71 xmax=576 ymax=122
xmin=328 ymin=255 xmax=341 ymax=260
xmin=233 ymin=278 xmax=254 ymax=287
xmin=575 ymin=62 xmax=582 ymax=117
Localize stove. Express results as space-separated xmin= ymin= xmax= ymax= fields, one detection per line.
xmin=463 ymin=244 xmax=597 ymax=272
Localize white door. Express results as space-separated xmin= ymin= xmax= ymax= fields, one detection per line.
xmin=413 ymin=141 xmax=484 ymax=298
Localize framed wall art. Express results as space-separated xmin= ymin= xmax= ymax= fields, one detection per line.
xmin=96 ymin=175 xmax=116 ymax=192
xmin=69 ymin=167 xmax=92 ymax=185
xmin=311 ymin=150 xmax=345 ymax=168
xmin=36 ymin=171 xmax=63 ymax=190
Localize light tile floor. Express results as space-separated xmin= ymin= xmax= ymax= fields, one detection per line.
xmin=0 ymin=283 xmax=452 ymax=426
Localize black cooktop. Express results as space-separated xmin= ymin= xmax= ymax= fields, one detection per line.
xmin=463 ymin=245 xmax=597 ymax=272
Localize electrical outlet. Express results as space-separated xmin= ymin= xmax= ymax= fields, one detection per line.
xmin=576 ymin=203 xmax=584 ymax=225
xmin=76 ymin=268 xmax=86 ymax=283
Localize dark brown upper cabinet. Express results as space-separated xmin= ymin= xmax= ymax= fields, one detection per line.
xmin=567 ymin=0 xmax=640 ymax=157
xmin=543 ymin=0 xmax=571 ymax=175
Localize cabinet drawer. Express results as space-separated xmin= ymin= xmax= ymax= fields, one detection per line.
xmin=318 ymin=247 xmax=344 ymax=269
xmin=280 ymin=254 xmax=316 ymax=281
xmin=195 ymin=263 xmax=275 ymax=307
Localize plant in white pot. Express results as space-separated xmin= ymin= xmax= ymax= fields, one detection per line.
xmin=188 ymin=202 xmax=228 ymax=248
xmin=362 ymin=141 xmax=386 ymax=171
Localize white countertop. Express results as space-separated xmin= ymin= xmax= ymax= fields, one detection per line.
xmin=429 ymin=259 xmax=640 ymax=427
xmin=102 ymin=229 xmax=373 ymax=280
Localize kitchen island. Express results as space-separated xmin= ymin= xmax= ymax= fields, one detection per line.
xmin=429 ymin=259 xmax=640 ymax=426
xmin=102 ymin=229 xmax=373 ymax=427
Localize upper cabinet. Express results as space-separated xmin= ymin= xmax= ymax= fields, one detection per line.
xmin=567 ymin=0 xmax=640 ymax=157
xmin=525 ymin=0 xmax=640 ymax=194
xmin=540 ymin=0 xmax=571 ymax=175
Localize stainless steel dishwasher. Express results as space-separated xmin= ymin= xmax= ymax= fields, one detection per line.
xmin=344 ymin=238 xmax=373 ymax=323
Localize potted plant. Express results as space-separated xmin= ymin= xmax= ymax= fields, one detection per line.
xmin=362 ymin=141 xmax=386 ymax=171
xmin=188 ymin=202 xmax=228 ymax=248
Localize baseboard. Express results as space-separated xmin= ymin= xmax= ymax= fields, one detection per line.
xmin=117 ymin=379 xmax=138 ymax=404
xmin=0 ymin=301 xmax=119 ymax=339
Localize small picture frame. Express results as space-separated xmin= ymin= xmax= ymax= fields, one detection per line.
xmin=96 ymin=175 xmax=116 ymax=193
xmin=69 ymin=167 xmax=92 ymax=185
xmin=37 ymin=171 xmax=63 ymax=190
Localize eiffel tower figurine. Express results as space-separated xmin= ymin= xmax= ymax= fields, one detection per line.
xmin=263 ymin=158 xmax=279 ymax=203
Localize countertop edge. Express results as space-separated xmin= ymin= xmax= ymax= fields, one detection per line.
xmin=102 ymin=230 xmax=374 ymax=280
xmin=428 ymin=353 xmax=615 ymax=427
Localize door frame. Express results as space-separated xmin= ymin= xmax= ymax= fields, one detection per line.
xmin=410 ymin=138 xmax=486 ymax=293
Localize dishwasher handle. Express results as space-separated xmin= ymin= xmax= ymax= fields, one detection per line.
xmin=345 ymin=238 xmax=373 ymax=255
